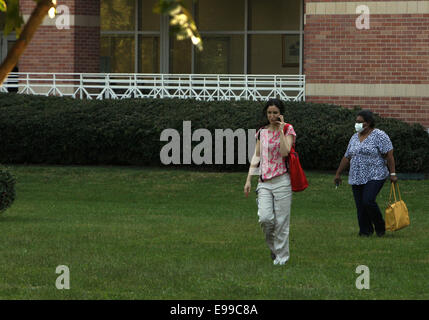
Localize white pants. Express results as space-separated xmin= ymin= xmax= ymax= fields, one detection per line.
xmin=256 ymin=173 xmax=292 ymax=265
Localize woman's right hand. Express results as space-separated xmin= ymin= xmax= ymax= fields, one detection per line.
xmin=244 ymin=181 xmax=251 ymax=197
xmin=334 ymin=174 xmax=342 ymax=186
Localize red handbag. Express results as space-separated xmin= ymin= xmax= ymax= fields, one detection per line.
xmin=283 ymin=124 xmax=308 ymax=192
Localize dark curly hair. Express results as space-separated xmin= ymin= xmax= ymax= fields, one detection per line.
xmin=258 ymin=98 xmax=285 ymax=129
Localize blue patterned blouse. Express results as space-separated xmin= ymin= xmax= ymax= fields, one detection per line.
xmin=344 ymin=129 xmax=393 ymax=185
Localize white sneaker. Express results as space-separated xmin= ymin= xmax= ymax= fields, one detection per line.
xmin=274 ymin=258 xmax=288 ymax=266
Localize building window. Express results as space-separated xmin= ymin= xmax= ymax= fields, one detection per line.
xmin=195 ymin=35 xmax=244 ymax=74
xmin=0 ymin=12 xmax=18 ymax=66
xmin=248 ymin=34 xmax=299 ymax=75
xmin=101 ymin=0 xmax=136 ymax=31
xmin=196 ymin=0 xmax=244 ymax=31
xmin=100 ymin=0 xmax=303 ymax=74
xmin=170 ymin=37 xmax=192 ymax=74
xmin=248 ymin=0 xmax=301 ymax=31
xmin=100 ymin=0 xmax=160 ymax=73
xmin=0 ymin=11 xmax=5 ymax=30
xmin=100 ymin=35 xmax=135 ymax=73
xmin=139 ymin=0 xmax=160 ymax=31
xmin=139 ymin=36 xmax=160 ymax=73
xmin=246 ymin=0 xmax=301 ymax=74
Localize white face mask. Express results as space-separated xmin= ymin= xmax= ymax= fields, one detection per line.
xmin=355 ymin=123 xmax=364 ymax=133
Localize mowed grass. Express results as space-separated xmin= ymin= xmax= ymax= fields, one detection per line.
xmin=0 ymin=165 xmax=428 ymax=300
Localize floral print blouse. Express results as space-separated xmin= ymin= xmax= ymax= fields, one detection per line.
xmin=256 ymin=125 xmax=296 ymax=181
xmin=344 ymin=129 xmax=393 ymax=185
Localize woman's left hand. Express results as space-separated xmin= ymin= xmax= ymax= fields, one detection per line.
xmin=390 ymin=175 xmax=398 ymax=183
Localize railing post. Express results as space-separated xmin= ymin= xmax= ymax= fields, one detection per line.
xmin=217 ymin=75 xmax=220 ymax=100
xmin=26 ymin=73 xmax=30 ymax=94
xmin=161 ymin=74 xmax=164 ymax=98
xmin=274 ymin=75 xmax=277 ymax=99
xmin=105 ymin=74 xmax=110 ymax=99
xmin=189 ymin=74 xmax=192 ymax=99
xmin=52 ymin=73 xmax=56 ymax=96
xmin=80 ymin=74 xmax=83 ymax=99
xmin=134 ymin=74 xmax=137 ymax=98
xmin=245 ymin=74 xmax=248 ymax=100
xmin=303 ymin=75 xmax=306 ymax=102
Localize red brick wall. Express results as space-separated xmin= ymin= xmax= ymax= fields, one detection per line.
xmin=307 ymin=96 xmax=429 ymax=124
xmin=20 ymin=0 xmax=76 ymax=14
xmin=19 ymin=0 xmax=100 ymax=74
xmin=74 ymin=26 xmax=100 ymax=73
xmin=304 ymin=0 xmax=429 ymax=128
xmin=73 ymin=0 xmax=100 ymax=15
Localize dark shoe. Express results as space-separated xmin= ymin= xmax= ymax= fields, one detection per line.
xmin=376 ymin=231 xmax=385 ymax=237
xmin=358 ymin=232 xmax=371 ymax=237
xmin=270 ymin=251 xmax=276 ymax=260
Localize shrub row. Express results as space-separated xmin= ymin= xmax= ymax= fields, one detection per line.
xmin=0 ymin=93 xmax=428 ymax=172
xmin=0 ymin=166 xmax=16 ymax=213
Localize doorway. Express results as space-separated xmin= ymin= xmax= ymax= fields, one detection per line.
xmin=1 ymin=34 xmax=19 ymax=92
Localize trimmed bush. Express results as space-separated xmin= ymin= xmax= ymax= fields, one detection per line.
xmin=0 ymin=93 xmax=428 ymax=172
xmin=0 ymin=166 xmax=16 ymax=213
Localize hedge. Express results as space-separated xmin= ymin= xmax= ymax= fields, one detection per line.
xmin=0 ymin=166 xmax=16 ymax=213
xmin=0 ymin=92 xmax=428 ymax=173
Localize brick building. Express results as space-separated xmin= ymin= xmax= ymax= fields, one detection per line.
xmin=305 ymin=0 xmax=429 ymax=129
xmin=1 ymin=0 xmax=428 ymax=129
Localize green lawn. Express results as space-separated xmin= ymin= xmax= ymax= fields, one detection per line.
xmin=0 ymin=165 xmax=428 ymax=299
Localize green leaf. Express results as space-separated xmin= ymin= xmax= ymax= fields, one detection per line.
xmin=0 ymin=0 xmax=7 ymax=12
xmin=3 ymin=0 xmax=24 ymax=37
xmin=154 ymin=0 xmax=203 ymax=51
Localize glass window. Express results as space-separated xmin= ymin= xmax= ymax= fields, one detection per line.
xmin=139 ymin=0 xmax=160 ymax=31
xmin=169 ymin=0 xmax=193 ymax=73
xmin=100 ymin=35 xmax=135 ymax=73
xmin=195 ymin=35 xmax=244 ymax=74
xmin=170 ymin=37 xmax=192 ymax=74
xmin=197 ymin=0 xmax=244 ymax=31
xmin=249 ymin=0 xmax=301 ymax=30
xmin=248 ymin=34 xmax=299 ymax=74
xmin=98 ymin=0 xmax=302 ymax=75
xmin=139 ymin=36 xmax=160 ymax=73
xmin=101 ymin=0 xmax=136 ymax=31
xmin=0 ymin=12 xmax=5 ymax=30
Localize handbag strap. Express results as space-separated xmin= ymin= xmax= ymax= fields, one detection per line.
xmin=388 ymin=182 xmax=401 ymax=204
xmin=395 ymin=182 xmax=402 ymax=201
xmin=283 ymin=123 xmax=296 ymax=150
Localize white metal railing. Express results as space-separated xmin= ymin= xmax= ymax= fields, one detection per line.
xmin=0 ymin=73 xmax=306 ymax=102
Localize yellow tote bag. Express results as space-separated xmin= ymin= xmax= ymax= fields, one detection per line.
xmin=385 ymin=182 xmax=410 ymax=231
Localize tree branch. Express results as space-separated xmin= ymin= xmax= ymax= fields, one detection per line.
xmin=0 ymin=0 xmax=55 ymax=86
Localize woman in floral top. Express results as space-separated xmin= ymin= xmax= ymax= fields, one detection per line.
xmin=244 ymin=99 xmax=296 ymax=265
xmin=334 ymin=110 xmax=398 ymax=237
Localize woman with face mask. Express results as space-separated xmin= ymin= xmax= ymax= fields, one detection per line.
xmin=334 ymin=110 xmax=397 ymax=237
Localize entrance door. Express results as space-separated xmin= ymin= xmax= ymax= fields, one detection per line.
xmin=0 ymin=35 xmax=4 ymax=63
xmin=1 ymin=34 xmax=19 ymax=92
xmin=1 ymin=35 xmax=16 ymax=64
